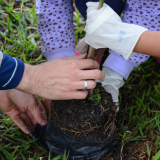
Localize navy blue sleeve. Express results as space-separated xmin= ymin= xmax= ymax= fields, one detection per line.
xmin=0 ymin=50 xmax=25 ymax=90
xmin=75 ymin=0 xmax=124 ymax=19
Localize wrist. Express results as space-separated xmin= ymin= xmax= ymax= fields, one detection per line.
xmin=16 ymin=64 xmax=37 ymax=94
xmin=103 ymin=53 xmax=135 ymax=80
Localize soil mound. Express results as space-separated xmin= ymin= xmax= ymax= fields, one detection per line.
xmin=49 ymin=84 xmax=117 ymax=142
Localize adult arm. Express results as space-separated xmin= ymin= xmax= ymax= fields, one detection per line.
xmin=85 ymin=3 xmax=160 ymax=59
xmin=16 ymin=54 xmax=105 ymax=100
xmin=0 ymin=51 xmax=104 ymax=100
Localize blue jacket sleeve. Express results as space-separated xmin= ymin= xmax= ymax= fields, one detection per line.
xmin=0 ymin=50 xmax=25 ymax=90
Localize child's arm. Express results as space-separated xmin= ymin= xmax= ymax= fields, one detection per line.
xmin=133 ymin=31 xmax=160 ymax=58
xmin=85 ymin=2 xmax=148 ymax=60
xmin=85 ymin=2 xmax=160 ymax=59
xmin=36 ymin=0 xmax=76 ymax=61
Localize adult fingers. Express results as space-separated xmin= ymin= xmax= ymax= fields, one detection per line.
xmin=67 ymin=80 xmax=96 ymax=90
xmin=62 ymin=90 xmax=88 ymax=100
xmin=10 ymin=114 xmax=30 ymax=134
xmin=27 ymin=96 xmax=47 ymax=126
xmin=33 ymin=96 xmax=47 ymax=120
xmin=26 ymin=111 xmax=38 ymax=127
xmin=80 ymin=69 xmax=105 ymax=80
xmin=20 ymin=112 xmax=34 ymax=129
xmin=78 ymin=59 xmax=99 ymax=70
xmin=62 ymin=54 xmax=86 ymax=60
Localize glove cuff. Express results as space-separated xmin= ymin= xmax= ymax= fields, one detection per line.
xmin=45 ymin=48 xmax=76 ymax=61
xmin=101 ymin=67 xmax=124 ymax=103
xmin=103 ymin=53 xmax=135 ymax=80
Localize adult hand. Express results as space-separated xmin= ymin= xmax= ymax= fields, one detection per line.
xmin=16 ymin=54 xmax=105 ymax=100
xmin=0 ymin=89 xmax=47 ymax=134
xmin=85 ymin=2 xmax=148 ymax=60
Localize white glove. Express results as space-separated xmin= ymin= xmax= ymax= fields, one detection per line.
xmin=85 ymin=2 xmax=148 ymax=60
xmin=99 ymin=67 xmax=124 ymax=111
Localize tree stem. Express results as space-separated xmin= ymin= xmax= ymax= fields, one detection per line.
xmin=87 ymin=0 xmax=104 ymax=97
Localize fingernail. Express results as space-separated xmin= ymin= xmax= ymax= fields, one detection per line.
xmin=42 ymin=120 xmax=47 ymax=125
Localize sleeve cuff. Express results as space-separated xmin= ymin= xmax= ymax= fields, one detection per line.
xmin=44 ymin=48 xmax=76 ymax=61
xmin=103 ymin=53 xmax=135 ymax=80
xmin=0 ymin=53 xmax=24 ymax=90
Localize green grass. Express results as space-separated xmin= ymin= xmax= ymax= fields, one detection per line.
xmin=0 ymin=0 xmax=160 ymax=159
xmin=114 ymin=58 xmax=160 ymax=159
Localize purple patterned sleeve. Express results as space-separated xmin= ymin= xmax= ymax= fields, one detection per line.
xmin=36 ymin=0 xmax=76 ymax=61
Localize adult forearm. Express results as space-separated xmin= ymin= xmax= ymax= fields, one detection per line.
xmin=133 ymin=31 xmax=160 ymax=58
xmin=16 ymin=64 xmax=36 ymax=94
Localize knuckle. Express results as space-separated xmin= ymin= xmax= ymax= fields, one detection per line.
xmin=68 ymin=61 xmax=77 ymax=68
xmin=70 ymin=71 xmax=81 ymax=78
xmin=89 ymin=60 xmax=95 ymax=68
xmin=88 ymin=60 xmax=97 ymax=68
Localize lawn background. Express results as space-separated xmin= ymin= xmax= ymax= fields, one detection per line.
xmin=0 ymin=0 xmax=160 ymax=159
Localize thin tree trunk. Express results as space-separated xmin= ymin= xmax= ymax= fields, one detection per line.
xmin=87 ymin=0 xmax=104 ymax=97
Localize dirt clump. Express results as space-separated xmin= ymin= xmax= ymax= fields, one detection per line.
xmin=49 ymin=84 xmax=117 ymax=142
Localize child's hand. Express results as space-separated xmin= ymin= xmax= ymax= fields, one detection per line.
xmin=76 ymin=37 xmax=89 ymax=55
xmin=85 ymin=2 xmax=148 ymax=60
xmin=99 ymin=67 xmax=124 ymax=111
xmin=76 ymin=37 xmax=106 ymax=57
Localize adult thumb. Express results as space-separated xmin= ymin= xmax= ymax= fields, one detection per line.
xmin=9 ymin=90 xmax=47 ymax=126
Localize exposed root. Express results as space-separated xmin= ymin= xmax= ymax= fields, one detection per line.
xmin=59 ymin=122 xmax=101 ymax=135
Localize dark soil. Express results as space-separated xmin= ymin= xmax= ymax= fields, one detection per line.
xmin=102 ymin=129 xmax=158 ymax=160
xmin=49 ymin=84 xmax=117 ymax=142
xmin=103 ymin=140 xmax=157 ymax=160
